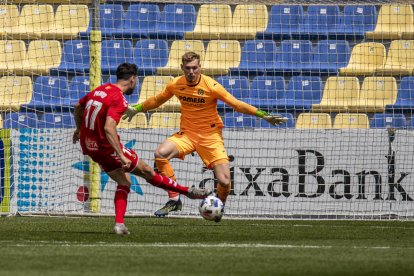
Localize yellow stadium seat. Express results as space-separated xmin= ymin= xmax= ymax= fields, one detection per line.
xmin=149 ymin=112 xmax=181 ymax=129
xmin=0 ymin=5 xmax=19 ymax=38
xmin=16 ymin=40 xmax=62 ymax=75
xmin=366 ymin=4 xmax=414 ymax=40
xmin=340 ymin=43 xmax=386 ymax=76
xmin=43 ymin=5 xmax=89 ymax=39
xmin=350 ymin=77 xmax=397 ymax=112
xmin=12 ymin=5 xmax=54 ymax=39
xmin=296 ymin=113 xmax=332 ymax=129
xmin=138 ymin=76 xmax=180 ymax=112
xmin=185 ymin=4 xmax=232 ymax=40
xmin=0 ymin=114 xmax=2 ymax=128
xmin=118 ymin=113 xmax=148 ymax=129
xmin=0 ymin=40 xmax=26 ymax=74
xmin=312 ymin=77 xmax=360 ymax=113
xmin=156 ymin=40 xmax=205 ymax=76
xmin=0 ymin=76 xmax=33 ymax=111
xmin=225 ymin=5 xmax=268 ymax=39
xmin=202 ymin=40 xmax=241 ymax=75
xmin=375 ymin=40 xmax=414 ymax=76
xmin=333 ymin=114 xmax=370 ymax=129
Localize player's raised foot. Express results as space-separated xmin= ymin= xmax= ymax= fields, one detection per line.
xmin=154 ymin=199 xmax=183 ymax=217
xmin=113 ymin=223 xmax=130 ymax=235
xmin=186 ymin=186 xmax=212 ymax=199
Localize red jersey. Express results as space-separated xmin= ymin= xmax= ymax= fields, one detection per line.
xmin=78 ymin=83 xmax=128 ymax=155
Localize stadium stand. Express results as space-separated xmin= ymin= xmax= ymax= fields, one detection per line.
xmin=223 ymin=111 xmax=256 ymax=128
xmin=149 ymin=112 xmax=181 ymax=128
xmin=80 ymin=4 xmax=123 ymax=38
xmin=44 ymin=5 xmax=89 ymax=39
xmin=216 ymin=76 xmax=249 ymax=110
xmin=138 ymin=76 xmax=180 ymax=111
xmin=133 ymin=39 xmax=169 ymax=76
xmin=309 ymin=40 xmax=350 ymax=74
xmin=0 ymin=40 xmax=26 ymax=74
xmin=3 ymin=112 xmax=38 ymax=128
xmin=0 ymin=4 xmax=19 ymax=38
xmin=225 ymin=4 xmax=268 ymax=40
xmin=247 ymin=76 xmax=285 ymax=109
xmin=202 ymin=40 xmax=241 ymax=75
xmin=283 ymin=76 xmax=323 ymax=112
xmin=258 ymin=112 xmax=295 ymax=128
xmin=339 ymin=42 xmax=386 ymax=76
xmin=118 ymin=113 xmax=148 ymax=129
xmin=0 ymin=114 xmax=2 ymax=128
xmin=333 ymin=113 xmax=370 ymax=129
xmin=375 ymin=40 xmax=414 ymax=76
xmin=101 ymin=40 xmax=133 ymax=74
xmin=274 ymin=40 xmax=312 ymax=73
xmin=50 ymin=40 xmax=90 ymax=75
xmin=336 ymin=5 xmax=377 ymax=39
xmin=296 ymin=113 xmax=332 ymax=129
xmin=18 ymin=40 xmax=62 ymax=75
xmin=370 ymin=113 xmax=407 ymax=128
xmin=39 ymin=112 xmax=75 ymax=128
xmin=0 ymin=76 xmax=33 ymax=112
xmin=386 ymin=76 xmax=414 ymax=113
xmin=67 ymin=76 xmax=91 ymax=108
xmin=11 ymin=4 xmax=54 ymax=39
xmin=300 ymin=5 xmax=341 ymax=39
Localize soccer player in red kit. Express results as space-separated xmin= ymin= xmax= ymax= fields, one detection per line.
xmin=73 ymin=63 xmax=211 ymax=235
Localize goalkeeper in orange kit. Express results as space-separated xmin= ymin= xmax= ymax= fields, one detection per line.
xmin=123 ymin=52 xmax=287 ymax=221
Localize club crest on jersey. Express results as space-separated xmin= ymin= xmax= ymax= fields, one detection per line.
xmin=197 ymin=89 xmax=204 ymax=96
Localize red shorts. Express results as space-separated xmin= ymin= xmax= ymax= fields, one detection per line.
xmin=86 ymin=146 xmax=139 ymax=173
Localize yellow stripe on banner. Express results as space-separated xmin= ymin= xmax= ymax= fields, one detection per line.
xmin=0 ymin=129 xmax=11 ymax=213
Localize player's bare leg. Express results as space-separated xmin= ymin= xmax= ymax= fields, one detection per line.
xmin=212 ymin=161 xmax=231 ymax=222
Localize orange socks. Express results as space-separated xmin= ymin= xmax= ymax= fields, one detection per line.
xmin=155 ymin=158 xmax=179 ymax=199
xmin=217 ymin=183 xmax=231 ymax=203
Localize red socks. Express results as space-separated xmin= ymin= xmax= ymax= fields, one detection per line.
xmin=148 ymin=173 xmax=189 ymax=194
xmin=114 ymin=185 xmax=130 ymax=224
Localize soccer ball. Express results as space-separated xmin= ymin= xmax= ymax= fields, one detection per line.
xmin=199 ymin=195 xmax=224 ymax=221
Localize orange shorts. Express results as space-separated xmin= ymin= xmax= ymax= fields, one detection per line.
xmin=167 ymin=128 xmax=229 ymax=169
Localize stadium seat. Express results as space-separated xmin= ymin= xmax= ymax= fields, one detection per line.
xmin=312 ymin=77 xmax=360 ymax=112
xmin=296 ymin=113 xmax=332 ymax=129
xmin=386 ymin=76 xmax=414 ymax=113
xmin=108 ymin=75 xmax=140 ymax=104
xmin=3 ymin=112 xmax=38 ymax=128
xmin=300 ymin=5 xmax=341 ymax=39
xmin=113 ymin=4 xmax=160 ymax=38
xmin=0 ymin=76 xmax=33 ymax=112
xmin=138 ymin=76 xmax=180 ymax=112
xmin=273 ymin=40 xmax=313 ymax=73
xmin=335 ymin=5 xmax=377 ymax=39
xmin=375 ymin=40 xmax=414 ymax=76
xmin=67 ymin=76 xmax=91 ymax=107
xmin=202 ymin=40 xmax=241 ymax=75
xmin=133 ymin=39 xmax=169 ymax=76
xmin=185 ymin=4 xmax=232 ymax=39
xmin=50 ymin=40 xmax=90 ymax=75
xmin=283 ymin=76 xmax=323 ymax=112
xmin=0 ymin=40 xmax=26 ymax=74
xmin=333 ymin=113 xmax=370 ymax=129
xmin=370 ymin=113 xmax=407 ymax=128
xmin=148 ymin=4 xmax=196 ymax=39
xmin=247 ymin=76 xmax=285 ymax=109
xmin=256 ymin=5 xmax=304 ymax=39
xmin=310 ymin=40 xmax=351 ymax=74
xmin=80 ymin=4 xmax=123 ymax=38
xmin=224 ymin=4 xmax=268 ymax=40
xmin=39 ymin=112 xmax=75 ymax=128
xmin=149 ymin=112 xmax=181 ymax=128
xmin=23 ymin=76 xmax=68 ymax=112
xmin=223 ymin=111 xmax=256 ymax=128
xmin=257 ymin=112 xmax=295 ymax=128
xmin=0 ymin=114 xmax=2 ymax=128
xmin=0 ymin=5 xmax=19 ymax=38
xmin=216 ymin=76 xmax=249 ymax=110
xmin=366 ymin=4 xmax=414 ymax=40
xmin=229 ymin=40 xmax=277 ymax=76
xmin=118 ymin=113 xmax=148 ymax=129
xmin=351 ymin=77 xmax=397 ymax=113
xmin=339 ymin=42 xmax=386 ymax=76
xmin=101 ymin=40 xmax=133 ymax=74
xmin=43 ymin=5 xmax=89 ymax=39
xmin=156 ymin=40 xmax=205 ymax=75
xmin=11 ymin=4 xmax=54 ymax=39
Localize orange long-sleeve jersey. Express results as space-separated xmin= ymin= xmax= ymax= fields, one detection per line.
xmin=141 ymin=74 xmax=258 ymax=132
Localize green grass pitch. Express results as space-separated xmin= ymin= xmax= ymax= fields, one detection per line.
xmin=1 ymin=217 xmax=414 ymax=275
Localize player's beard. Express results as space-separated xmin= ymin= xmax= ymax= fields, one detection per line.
xmin=124 ymin=87 xmax=134 ymax=95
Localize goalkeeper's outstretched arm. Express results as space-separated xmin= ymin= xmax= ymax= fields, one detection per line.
xmin=123 ymin=92 xmax=173 ymax=122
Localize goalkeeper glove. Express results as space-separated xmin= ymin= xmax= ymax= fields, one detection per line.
xmin=122 ymin=104 xmax=143 ymax=122
xmin=256 ymin=110 xmax=288 ymax=126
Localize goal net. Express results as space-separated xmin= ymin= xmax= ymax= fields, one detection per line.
xmin=1 ymin=0 xmax=414 ymax=219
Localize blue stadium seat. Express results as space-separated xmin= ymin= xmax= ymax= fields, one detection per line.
xmin=80 ymin=4 xmax=124 ymax=38
xmin=23 ymin=76 xmax=69 ymax=112
xmin=101 ymin=40 xmax=133 ymax=74
xmin=39 ymin=112 xmax=75 ymax=128
xmin=300 ymin=5 xmax=341 ymax=39
xmin=113 ymin=4 xmax=160 ymax=38
xmin=67 ymin=76 xmax=91 ymax=107
xmin=386 ymin=77 xmax=414 ymax=113
xmin=282 ymin=76 xmax=323 ymax=112
xmin=309 ymin=40 xmax=351 ymax=74
xmin=247 ymin=76 xmax=285 ymax=110
xmin=370 ymin=114 xmax=407 ymax=128
xmin=216 ymin=76 xmax=249 ymax=110
xmin=256 ymin=5 xmax=304 ymax=39
xmin=230 ymin=40 xmax=278 ymax=76
xmin=50 ymin=40 xmax=90 ymax=75
xmin=223 ymin=111 xmax=256 ymax=128
xmin=108 ymin=75 xmax=140 ymax=104
xmin=258 ymin=112 xmax=295 ymax=128
xmin=3 ymin=112 xmax=38 ymax=128
xmin=336 ymin=5 xmax=377 ymax=39
xmin=133 ymin=39 xmax=169 ymax=76
xmin=274 ymin=40 xmax=312 ymax=73
xmin=148 ymin=4 xmax=196 ymax=39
